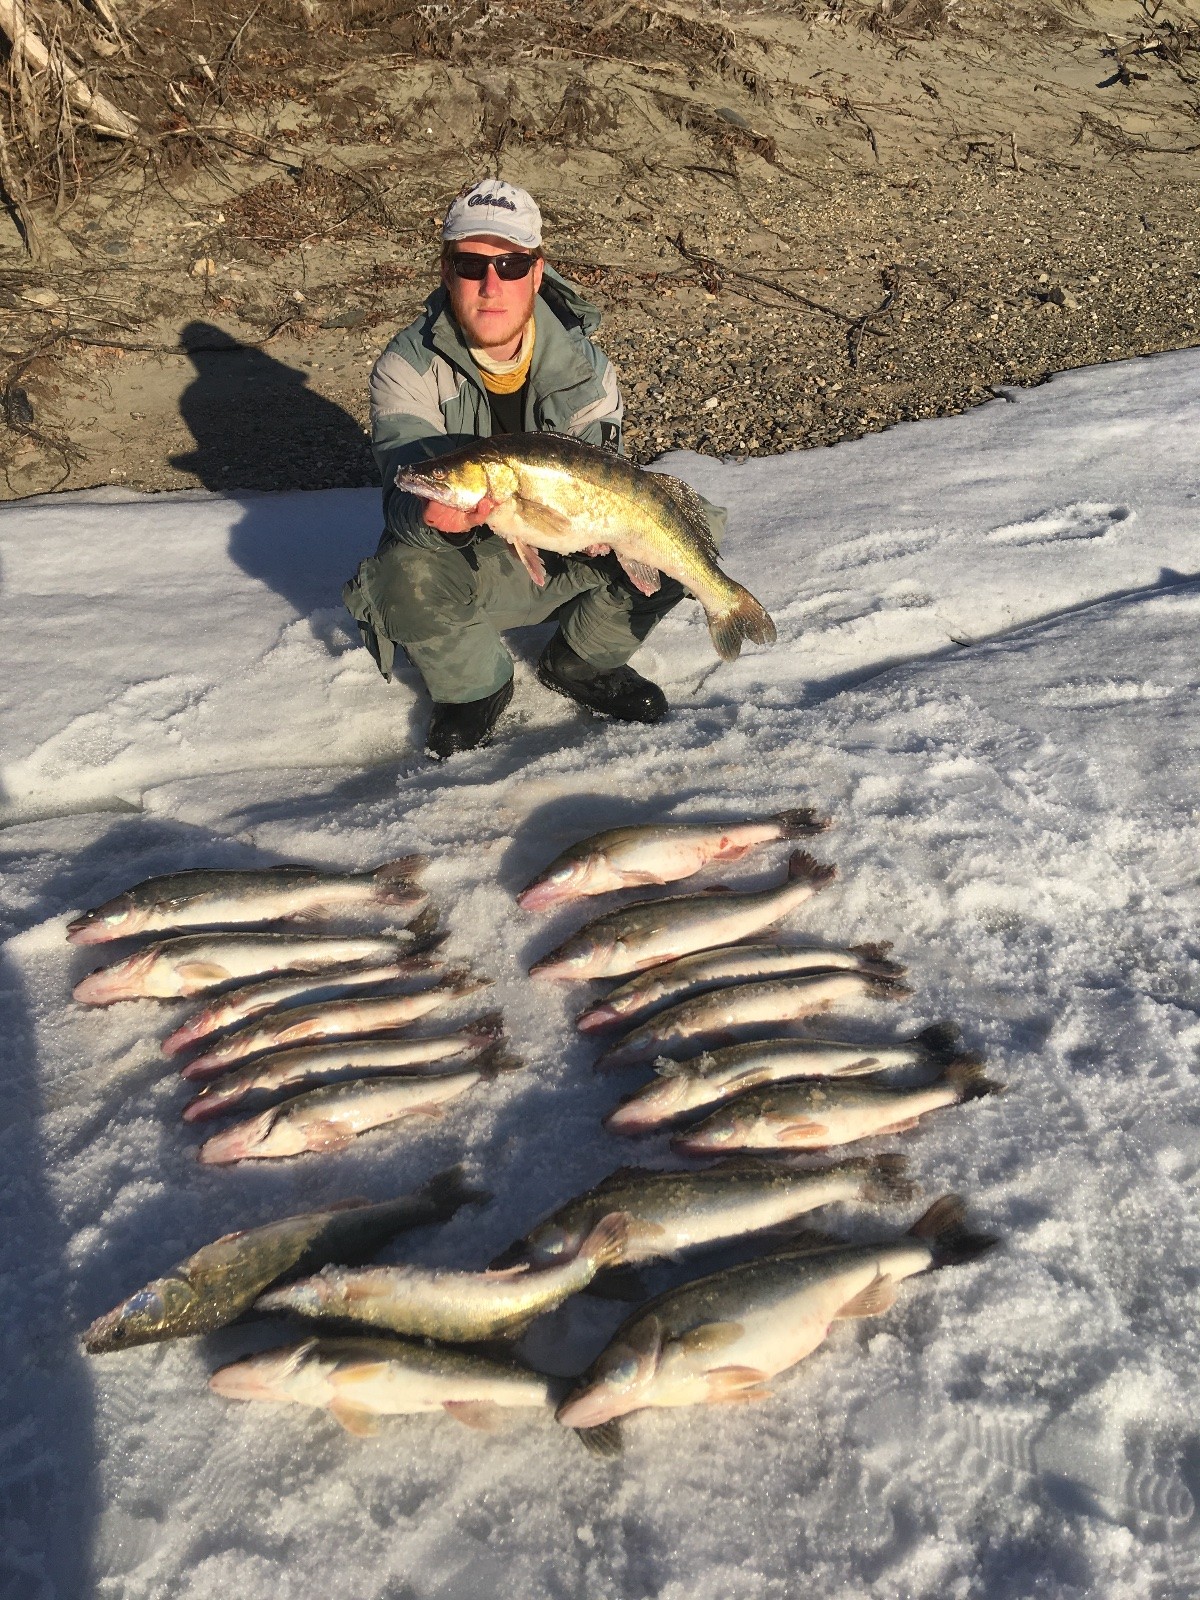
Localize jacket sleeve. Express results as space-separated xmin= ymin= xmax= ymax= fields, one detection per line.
xmin=370 ymin=345 xmax=478 ymax=551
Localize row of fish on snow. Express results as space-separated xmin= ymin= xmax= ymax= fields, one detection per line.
xmin=72 ymin=808 xmax=1004 ymax=1450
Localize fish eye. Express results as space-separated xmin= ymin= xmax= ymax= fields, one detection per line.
xmin=103 ymin=909 xmax=129 ymax=926
xmin=707 ymin=1125 xmax=735 ymax=1144
xmin=536 ymin=1227 xmax=570 ymax=1258
xmin=550 ymin=865 xmax=578 ymax=885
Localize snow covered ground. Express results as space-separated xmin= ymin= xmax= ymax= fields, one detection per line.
xmin=2 ymin=348 xmax=1198 ymax=1600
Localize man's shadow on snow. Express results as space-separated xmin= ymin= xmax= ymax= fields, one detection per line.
xmin=170 ymin=322 xmax=381 ymax=624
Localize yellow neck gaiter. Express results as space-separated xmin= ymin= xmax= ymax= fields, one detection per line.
xmin=471 ymin=319 xmax=535 ymax=394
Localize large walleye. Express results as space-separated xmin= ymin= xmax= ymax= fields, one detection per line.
xmin=74 ymin=925 xmax=436 ymax=1005
xmin=605 ymin=1023 xmax=976 ymax=1133
xmin=556 ymin=1197 xmax=998 ymax=1429
xmin=495 ymin=1156 xmax=914 ymax=1271
xmin=672 ymin=1061 xmax=1004 ymax=1154
xmin=530 ymin=850 xmax=837 ymax=981
xmin=67 ymin=857 xmax=428 ymax=945
xmin=394 ymin=434 xmax=775 ymax=662
xmin=255 ymin=1213 xmax=629 ymax=1341
xmin=82 ymin=1168 xmax=485 ymax=1353
xmin=578 ymin=940 xmax=904 ymax=1033
xmin=198 ymin=1056 xmax=520 ymax=1165
xmin=594 ymin=970 xmax=911 ymax=1070
xmin=161 ymin=959 xmax=439 ymax=1057
xmin=182 ymin=1020 xmax=506 ymax=1123
xmin=518 ymin=810 xmax=831 ymax=911
xmin=178 ymin=974 xmax=489 ymax=1080
xmin=210 ymin=1336 xmax=559 ymax=1436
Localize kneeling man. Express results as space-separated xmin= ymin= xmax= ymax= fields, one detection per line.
xmin=344 ymin=178 xmax=724 ymax=760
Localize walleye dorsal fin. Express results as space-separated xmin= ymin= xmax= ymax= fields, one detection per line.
xmin=834 ymin=1272 xmax=898 ymax=1320
xmin=508 ymin=538 xmax=548 ymax=587
xmin=645 ymin=472 xmax=720 ymax=556
xmin=615 ymin=554 xmax=661 ymax=597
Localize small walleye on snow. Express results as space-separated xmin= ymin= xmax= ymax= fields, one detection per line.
xmin=255 ymin=1213 xmax=629 ymax=1341
xmin=82 ymin=1168 xmax=484 ymax=1353
xmin=530 ymin=850 xmax=837 ymax=981
xmin=605 ymin=1023 xmax=977 ymax=1132
xmin=210 ymin=1336 xmax=558 ymax=1437
xmin=198 ymin=1056 xmax=519 ymax=1165
xmin=395 ymin=434 xmax=775 ymax=662
xmin=578 ymin=940 xmax=904 ymax=1033
xmin=67 ymin=857 xmax=428 ymax=945
xmin=495 ymin=1155 xmax=914 ymax=1271
xmin=594 ymin=970 xmax=911 ymax=1070
xmin=182 ymin=1019 xmax=506 ymax=1123
xmin=556 ymin=1197 xmax=998 ymax=1429
xmin=74 ymin=926 xmax=436 ymax=1005
xmin=518 ymin=810 xmax=831 ymax=911
xmin=672 ymin=1061 xmax=1004 ymax=1155
xmin=162 ymin=959 xmax=439 ymax=1056
xmin=179 ymin=973 xmax=489 ymax=1080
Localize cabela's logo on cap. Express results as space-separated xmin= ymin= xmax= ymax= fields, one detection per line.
xmin=467 ymin=191 xmax=517 ymax=211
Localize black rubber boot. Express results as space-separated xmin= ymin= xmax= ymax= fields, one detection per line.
xmin=536 ymin=634 xmax=667 ymax=724
xmin=425 ymin=679 xmax=514 ymax=760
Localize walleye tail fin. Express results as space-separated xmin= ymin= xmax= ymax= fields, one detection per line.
xmin=913 ymin=1021 xmax=963 ymax=1061
xmin=850 ymin=941 xmax=907 ymax=977
xmin=868 ymin=974 xmax=913 ymax=1001
xmin=441 ymin=968 xmax=493 ymax=996
xmin=579 ymin=1212 xmax=631 ymax=1273
xmin=373 ymin=854 xmax=427 ymax=884
xmin=787 ymin=850 xmax=837 ymax=891
xmin=855 ymin=1153 xmax=918 ymax=1204
xmin=707 ymin=583 xmax=777 ymax=662
xmin=907 ymin=1195 xmax=1000 ymax=1267
xmin=420 ymin=1162 xmax=492 ymax=1219
xmin=406 ymin=905 xmax=442 ymax=943
xmin=943 ymin=1061 xmax=1006 ymax=1102
xmin=773 ymin=807 xmax=834 ymax=838
xmin=476 ymin=1041 xmax=524 ymax=1078
xmin=465 ymin=1010 xmax=505 ymax=1045
xmin=574 ymin=1419 xmax=624 ymax=1458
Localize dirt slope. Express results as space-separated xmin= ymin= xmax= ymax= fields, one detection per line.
xmin=0 ymin=0 xmax=1196 ymax=496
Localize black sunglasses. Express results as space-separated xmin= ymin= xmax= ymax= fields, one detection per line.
xmin=449 ymin=251 xmax=538 ymax=282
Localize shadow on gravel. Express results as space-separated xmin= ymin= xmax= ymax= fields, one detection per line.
xmin=170 ymin=321 xmax=381 ymax=626
xmin=0 ymin=920 xmax=98 ymax=1598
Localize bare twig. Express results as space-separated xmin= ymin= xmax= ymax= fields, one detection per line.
xmin=669 ymin=232 xmax=849 ymax=323
xmin=847 ymin=269 xmax=898 ymax=368
xmin=0 ymin=93 xmax=40 ymax=254
xmin=0 ymin=0 xmax=138 ymax=138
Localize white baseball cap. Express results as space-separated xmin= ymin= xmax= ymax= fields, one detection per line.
xmin=442 ymin=179 xmax=543 ymax=250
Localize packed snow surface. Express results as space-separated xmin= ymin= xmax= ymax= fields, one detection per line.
xmin=2 ymin=349 xmax=1198 ymax=1599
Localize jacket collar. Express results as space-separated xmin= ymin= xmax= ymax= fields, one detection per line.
xmin=423 ymin=266 xmax=602 ymax=397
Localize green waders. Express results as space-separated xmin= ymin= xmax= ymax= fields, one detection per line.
xmin=343 ymin=531 xmax=688 ymax=705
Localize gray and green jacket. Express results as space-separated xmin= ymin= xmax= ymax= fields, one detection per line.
xmin=370 ymin=267 xmax=627 ymax=549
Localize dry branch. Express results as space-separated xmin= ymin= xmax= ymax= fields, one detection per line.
xmin=0 ymin=0 xmax=137 ymax=138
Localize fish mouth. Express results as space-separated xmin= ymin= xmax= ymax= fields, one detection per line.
xmin=65 ymin=915 xmax=104 ymax=945
xmin=72 ymin=970 xmax=126 ymax=1004
xmin=556 ymin=1386 xmax=627 ymax=1430
xmin=208 ymin=1362 xmax=284 ymax=1403
xmin=515 ymin=884 xmax=567 ymax=913
xmin=601 ymin=1105 xmax=656 ymax=1134
xmin=576 ymin=1006 xmax=619 ymax=1032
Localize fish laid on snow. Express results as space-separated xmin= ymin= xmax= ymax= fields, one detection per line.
xmin=605 ymin=1023 xmax=977 ymax=1132
xmin=67 ymin=857 xmax=429 ymax=945
xmin=162 ymin=959 xmax=439 ymax=1057
xmin=210 ymin=1336 xmax=558 ymax=1437
xmin=395 ymin=433 xmax=775 ymax=662
xmin=255 ymin=1213 xmax=629 ymax=1341
xmin=495 ymin=1155 xmax=914 ymax=1271
xmin=518 ymin=810 xmax=831 ymax=912
xmin=198 ymin=1055 xmax=520 ymax=1165
xmin=530 ymin=850 xmax=837 ymax=982
xmin=82 ymin=1168 xmax=485 ymax=1353
xmin=578 ymin=940 xmax=904 ymax=1033
xmin=672 ymin=1061 xmax=1004 ymax=1155
xmin=179 ymin=973 xmax=489 ymax=1081
xmin=594 ymin=970 xmax=911 ymax=1070
xmin=74 ymin=926 xmax=436 ymax=1005
xmin=182 ymin=1018 xmax=507 ymax=1123
xmin=556 ymin=1197 xmax=998 ymax=1429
